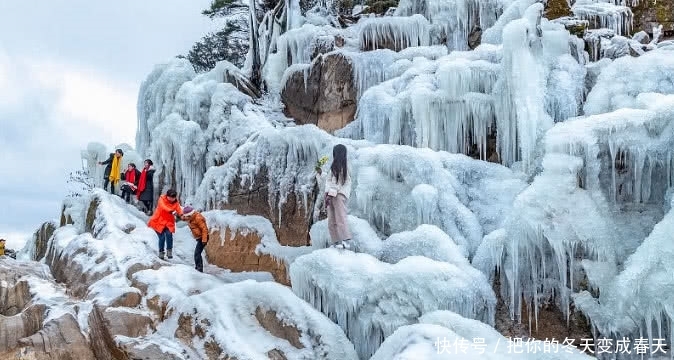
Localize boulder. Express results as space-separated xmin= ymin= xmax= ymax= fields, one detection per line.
xmin=632 ymin=30 xmax=651 ymax=44
xmin=281 ymin=53 xmax=357 ymax=134
xmin=206 ymin=227 xmax=289 ymax=284
xmin=544 ymin=0 xmax=572 ymax=20
xmin=12 ymin=314 xmax=96 ymax=360
xmin=467 ymin=25 xmax=482 ymax=50
xmin=31 ymin=222 xmax=56 ymax=261
xmin=223 ymin=167 xmax=317 ymax=248
xmin=88 ymin=305 xmax=155 ymax=360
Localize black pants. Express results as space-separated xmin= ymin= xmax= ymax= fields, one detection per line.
xmin=103 ymin=178 xmax=115 ymax=194
xmin=194 ymin=240 xmax=206 ymax=272
xmin=120 ymin=185 xmax=134 ymax=203
xmin=141 ymin=200 xmax=153 ymax=213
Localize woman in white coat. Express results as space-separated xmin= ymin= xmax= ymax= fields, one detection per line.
xmin=317 ymin=144 xmax=352 ymax=249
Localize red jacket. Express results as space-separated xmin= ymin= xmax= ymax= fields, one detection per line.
xmin=148 ymin=195 xmax=183 ymax=233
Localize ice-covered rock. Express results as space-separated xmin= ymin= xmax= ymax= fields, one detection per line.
xmin=571 ymin=1 xmax=633 ymax=36
xmin=289 ymin=249 xmax=496 ymax=359
xmin=203 ymin=210 xmax=309 ymax=284
xmin=371 ymin=310 xmax=593 ymax=359
xmin=584 ymin=49 xmax=674 ymax=115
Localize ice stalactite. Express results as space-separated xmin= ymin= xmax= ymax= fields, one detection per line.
xmin=358 ymin=14 xmax=431 ymax=51
xmin=573 ymin=197 xmax=674 ymax=355
xmin=411 ymin=184 xmax=439 ymax=226
xmin=481 ymin=93 xmax=674 ymax=338
xmin=345 ymin=53 xmax=498 ymax=160
xmin=194 ymin=126 xmax=329 ymax=221
xmin=394 ymin=0 xmax=507 ymax=50
xmin=583 ymin=28 xmax=615 ymax=61
xmin=546 ymin=94 xmax=674 ymax=208
xmin=571 ymin=1 xmax=633 ymax=36
xmin=136 ymin=59 xmax=196 ymax=158
xmin=351 ymin=145 xmax=524 ymax=257
xmin=150 ymin=114 xmax=207 ymax=200
xmin=345 ymin=45 xmax=447 ymax=99
xmin=487 ymin=153 xmax=618 ymax=328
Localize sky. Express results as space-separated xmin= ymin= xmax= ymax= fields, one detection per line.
xmin=0 ymin=0 xmax=220 ymax=249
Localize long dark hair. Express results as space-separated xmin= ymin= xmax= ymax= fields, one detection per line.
xmin=330 ymin=144 xmax=348 ymax=185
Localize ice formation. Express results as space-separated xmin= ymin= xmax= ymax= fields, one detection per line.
xmin=370 ymin=311 xmax=592 ymax=359
xmin=385 ymin=223 xmax=469 ymax=261
xmin=584 ymin=50 xmax=674 ymax=115
xmin=477 ymin=91 xmax=674 ymax=338
xmin=571 ymin=1 xmax=632 ymax=36
xmin=289 ymin=249 xmax=496 ymax=359
xmin=358 ymin=15 xmax=432 ymax=51
xmin=156 ymin=280 xmax=360 ymax=359
xmin=394 ymin=0 xmax=510 ymax=50
xmin=342 ymin=3 xmax=586 ymax=172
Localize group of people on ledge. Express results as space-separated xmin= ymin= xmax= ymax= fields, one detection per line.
xmin=97 ymin=149 xmax=155 ymax=214
xmin=94 ymin=144 xmax=354 ymax=272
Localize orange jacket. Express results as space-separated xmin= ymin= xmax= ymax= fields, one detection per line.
xmin=186 ymin=212 xmax=209 ymax=242
xmin=148 ymin=195 xmax=183 ymax=233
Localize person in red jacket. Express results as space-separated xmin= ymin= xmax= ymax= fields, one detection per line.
xmin=148 ymin=189 xmax=182 ymax=260
xmin=120 ymin=163 xmax=141 ymax=203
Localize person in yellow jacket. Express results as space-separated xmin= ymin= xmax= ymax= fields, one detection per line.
xmin=98 ymin=149 xmax=124 ymax=195
xmin=0 ymin=239 xmax=5 ymax=256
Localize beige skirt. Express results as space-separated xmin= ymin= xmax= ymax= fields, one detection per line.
xmin=327 ymin=194 xmax=352 ymax=243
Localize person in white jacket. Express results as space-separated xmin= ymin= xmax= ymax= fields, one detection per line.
xmin=317 ymin=144 xmax=353 ymax=249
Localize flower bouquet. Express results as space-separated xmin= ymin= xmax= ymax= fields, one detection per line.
xmin=315 ymin=155 xmax=329 ymax=173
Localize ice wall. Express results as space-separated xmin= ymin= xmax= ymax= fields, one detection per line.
xmin=348 ymin=145 xmax=525 ymax=257
xmin=344 ymin=3 xmax=585 ymax=173
xmin=573 ymin=195 xmax=674 ymax=347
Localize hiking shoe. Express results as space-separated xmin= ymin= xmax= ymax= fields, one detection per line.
xmin=158 ymin=251 xmax=165 ymax=260
xmin=167 ymin=249 xmax=173 ymax=259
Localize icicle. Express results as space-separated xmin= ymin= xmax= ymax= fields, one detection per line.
xmin=358 ymin=15 xmax=431 ymax=52
xmin=609 ymin=139 xmax=617 ymax=203
xmin=571 ymin=1 xmax=633 ymax=36
xmin=633 ymin=149 xmax=646 ymax=203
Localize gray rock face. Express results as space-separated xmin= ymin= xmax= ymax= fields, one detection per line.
xmin=281 ymin=53 xmax=357 ymax=134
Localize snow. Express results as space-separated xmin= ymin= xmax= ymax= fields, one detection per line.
xmin=584 ymin=49 xmax=674 ymax=115
xmin=379 ymin=224 xmax=470 ymax=263
xmin=160 ymin=280 xmax=358 ymax=360
xmin=289 ymin=249 xmax=496 ymax=359
xmin=371 ymin=311 xmax=592 ymax=359
xmin=308 ymin=215 xmax=384 ymax=257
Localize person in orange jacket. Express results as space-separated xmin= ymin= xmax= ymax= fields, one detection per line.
xmin=148 ymin=189 xmax=182 ymax=260
xmin=181 ymin=206 xmax=209 ymax=272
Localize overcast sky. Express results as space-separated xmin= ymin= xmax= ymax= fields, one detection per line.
xmin=0 ymin=0 xmax=219 ymax=248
